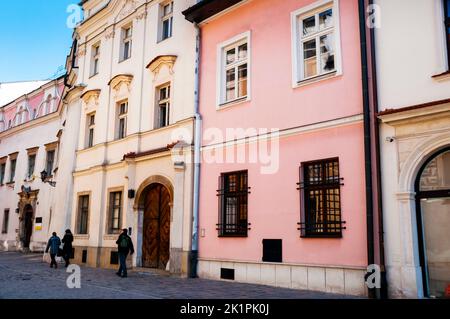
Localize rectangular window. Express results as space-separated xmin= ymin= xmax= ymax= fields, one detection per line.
xmin=86 ymin=113 xmax=95 ymax=148
xmin=116 ymin=101 xmax=128 ymax=140
xmin=298 ymin=158 xmax=345 ymax=238
xmin=219 ymin=34 xmax=249 ymax=105
xmin=2 ymin=209 xmax=9 ymax=234
xmin=217 ymin=170 xmax=249 ymax=237
xmin=121 ymin=26 xmax=132 ymax=61
xmin=444 ymin=0 xmax=450 ymax=68
xmin=77 ymin=195 xmax=89 ymax=234
xmin=9 ymin=158 xmax=16 ymax=183
xmin=90 ymin=44 xmax=100 ymax=76
xmin=27 ymin=154 xmax=36 ymax=179
xmin=156 ymin=84 xmax=170 ymax=129
xmin=160 ymin=1 xmax=173 ymax=41
xmin=109 ymin=191 xmax=122 ymax=234
xmin=46 ymin=150 xmax=55 ymax=176
xmin=292 ymin=1 xmax=341 ymax=84
xmin=0 ymin=162 xmax=5 ymax=184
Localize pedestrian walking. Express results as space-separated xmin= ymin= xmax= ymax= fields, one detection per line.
xmin=115 ymin=228 xmax=134 ymax=278
xmin=62 ymin=229 xmax=73 ymax=267
xmin=45 ymin=232 xmax=61 ymax=268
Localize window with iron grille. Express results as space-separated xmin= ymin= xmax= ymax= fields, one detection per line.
xmin=217 ymin=170 xmax=250 ymax=237
xmin=298 ymin=158 xmax=345 ymax=238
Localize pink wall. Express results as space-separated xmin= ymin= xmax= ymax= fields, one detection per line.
xmin=199 ymin=0 xmax=363 ymax=134
xmin=198 ymin=0 xmax=367 ymax=267
xmin=1 ymin=83 xmax=63 ymax=128
xmin=199 ymin=124 xmax=367 ymax=267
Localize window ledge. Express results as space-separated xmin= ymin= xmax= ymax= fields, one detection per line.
xmin=104 ymin=234 xmax=119 ymax=240
xmin=74 ymin=234 xmax=89 ymax=240
xmin=217 ymin=97 xmax=250 ymax=111
xmin=300 ymin=233 xmax=343 ymax=239
xmin=157 ymin=36 xmax=172 ymax=44
xmin=431 ymin=70 xmax=450 ymax=82
xmin=294 ymin=71 xmax=339 ymax=89
xmin=119 ymin=57 xmax=131 ymax=64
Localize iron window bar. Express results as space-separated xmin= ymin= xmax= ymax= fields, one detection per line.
xmin=217 ymin=170 xmax=250 ymax=237
xmin=298 ymin=158 xmax=345 ymax=238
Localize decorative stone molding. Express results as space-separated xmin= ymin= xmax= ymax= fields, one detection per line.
xmin=398 ymin=132 xmax=450 ymax=192
xmin=146 ymin=55 xmax=177 ymax=76
xmin=77 ymin=46 xmax=86 ymax=57
xmin=80 ymin=89 xmax=101 ymax=109
xmin=117 ymin=0 xmax=137 ymax=21
xmin=133 ymin=175 xmax=174 ymax=210
xmin=108 ymin=74 xmax=134 ymax=92
xmin=104 ymin=28 xmax=115 ymax=40
xmin=136 ymin=9 xmax=148 ymax=21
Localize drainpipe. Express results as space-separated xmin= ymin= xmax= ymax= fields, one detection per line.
xmin=358 ymin=0 xmax=376 ymax=299
xmin=190 ymin=22 xmax=202 ymax=278
xmin=368 ymin=0 xmax=388 ymax=298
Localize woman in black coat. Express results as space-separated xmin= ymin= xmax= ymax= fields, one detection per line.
xmin=62 ymin=229 xmax=74 ymax=267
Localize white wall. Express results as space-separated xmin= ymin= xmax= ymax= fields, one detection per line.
xmin=374 ymin=0 xmax=450 ymax=110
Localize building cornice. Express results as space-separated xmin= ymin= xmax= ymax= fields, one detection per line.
xmin=378 ymin=98 xmax=450 ymax=124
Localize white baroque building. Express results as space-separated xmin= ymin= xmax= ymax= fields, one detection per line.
xmin=375 ymin=0 xmax=450 ymax=298
xmin=64 ymin=0 xmax=197 ymax=275
xmin=0 ymin=77 xmax=76 ymax=252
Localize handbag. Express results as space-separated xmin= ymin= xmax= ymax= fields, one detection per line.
xmin=57 ymin=248 xmax=64 ymax=257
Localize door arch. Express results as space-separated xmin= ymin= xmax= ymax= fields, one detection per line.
xmin=415 ymin=147 xmax=450 ymax=298
xmin=23 ymin=205 xmax=34 ymax=248
xmin=141 ymin=183 xmax=171 ymax=269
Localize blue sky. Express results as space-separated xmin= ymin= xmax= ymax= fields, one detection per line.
xmin=0 ymin=0 xmax=77 ymax=82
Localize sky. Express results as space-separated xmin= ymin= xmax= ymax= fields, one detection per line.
xmin=0 ymin=0 xmax=77 ymax=83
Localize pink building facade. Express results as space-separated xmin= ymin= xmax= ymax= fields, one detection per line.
xmin=184 ymin=0 xmax=369 ymax=296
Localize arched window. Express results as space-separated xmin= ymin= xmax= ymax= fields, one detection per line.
xmin=416 ymin=148 xmax=450 ymax=298
xmin=45 ymin=95 xmax=53 ymax=115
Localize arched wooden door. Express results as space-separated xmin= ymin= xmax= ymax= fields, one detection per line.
xmin=23 ymin=205 xmax=33 ymax=248
xmin=142 ymin=183 xmax=171 ymax=269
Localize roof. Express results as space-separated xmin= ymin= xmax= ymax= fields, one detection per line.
xmin=182 ymin=0 xmax=244 ymax=24
xmin=0 ymin=80 xmax=50 ymax=107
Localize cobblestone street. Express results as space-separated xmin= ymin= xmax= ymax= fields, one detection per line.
xmin=0 ymin=252 xmax=357 ymax=299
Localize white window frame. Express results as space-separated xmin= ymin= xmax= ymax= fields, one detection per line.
xmin=120 ymin=25 xmax=133 ymax=62
xmin=291 ymin=0 xmax=342 ymax=87
xmin=155 ymin=83 xmax=171 ymax=129
xmin=159 ymin=1 xmax=174 ymax=42
xmin=86 ymin=112 xmax=95 ymax=148
xmin=116 ymin=101 xmax=128 ymax=140
xmin=216 ymin=31 xmax=251 ymax=109
xmin=90 ymin=43 xmax=100 ymax=77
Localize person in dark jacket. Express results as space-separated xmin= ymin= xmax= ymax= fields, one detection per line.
xmin=115 ymin=228 xmax=134 ymax=278
xmin=45 ymin=232 xmax=61 ymax=268
xmin=62 ymin=229 xmax=73 ymax=267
